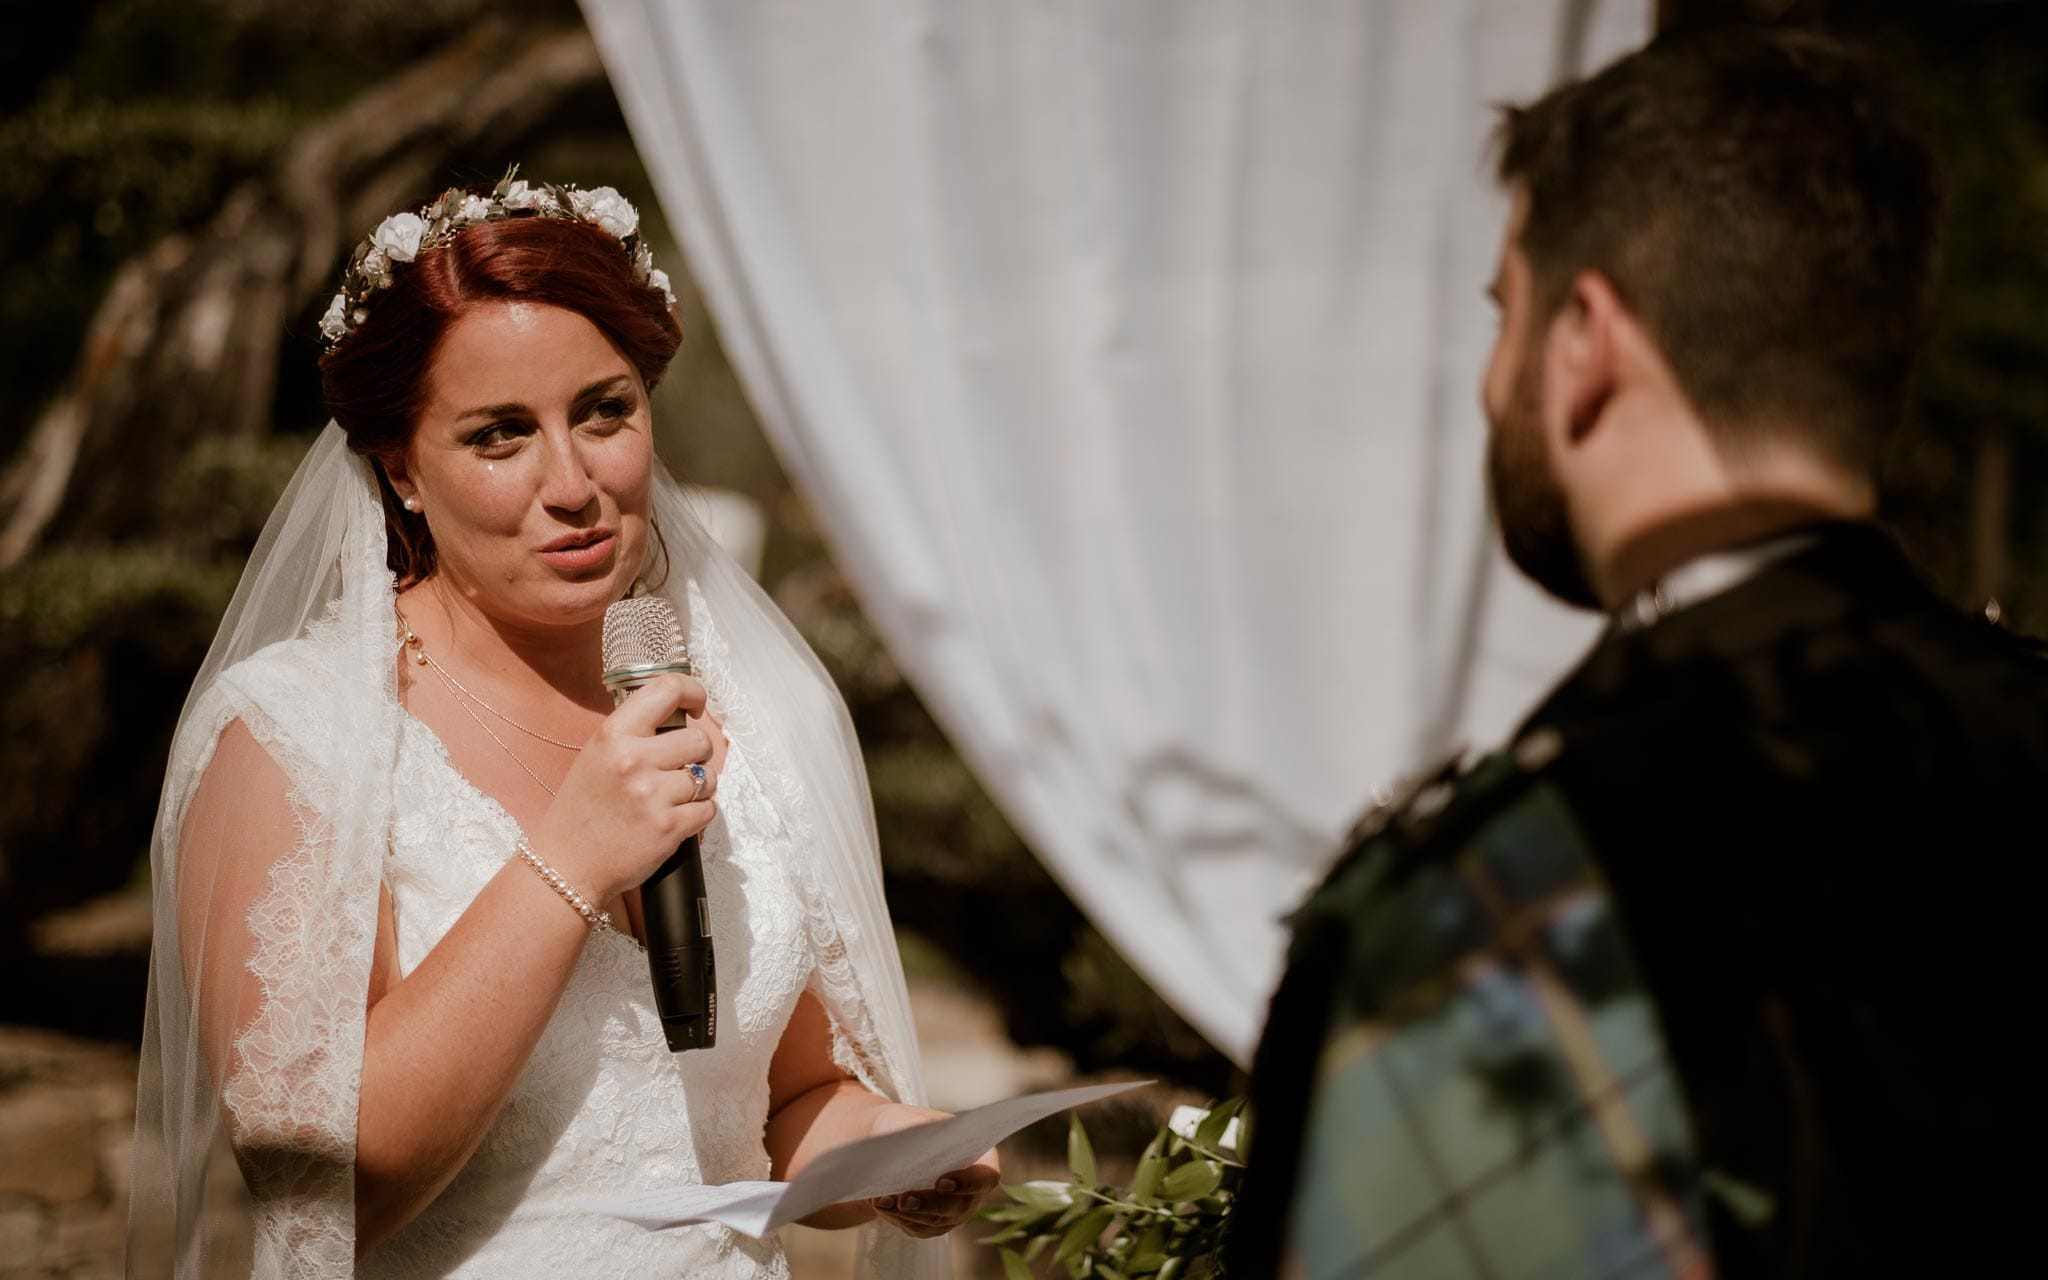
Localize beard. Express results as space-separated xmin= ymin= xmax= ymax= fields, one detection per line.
xmin=1485 ymin=356 xmax=1602 ymax=610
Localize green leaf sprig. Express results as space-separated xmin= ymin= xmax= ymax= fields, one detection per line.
xmin=975 ymin=1097 xmax=1249 ymax=1279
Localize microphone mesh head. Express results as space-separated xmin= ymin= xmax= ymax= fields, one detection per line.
xmin=602 ymin=596 xmax=691 ymax=674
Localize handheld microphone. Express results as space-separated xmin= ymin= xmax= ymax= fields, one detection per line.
xmin=601 ymin=597 xmax=715 ymax=1053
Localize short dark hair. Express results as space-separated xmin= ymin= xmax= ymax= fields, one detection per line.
xmin=1495 ymin=27 xmax=1941 ymax=475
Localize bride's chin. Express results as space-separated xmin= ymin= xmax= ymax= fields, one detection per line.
xmin=546 ymin=577 xmax=636 ymax=625
xmin=480 ymin=571 xmax=631 ymax=633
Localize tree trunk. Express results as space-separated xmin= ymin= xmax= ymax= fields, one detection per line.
xmin=0 ymin=19 xmax=608 ymax=567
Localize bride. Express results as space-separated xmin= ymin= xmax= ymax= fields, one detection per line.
xmin=127 ymin=173 xmax=991 ymax=1278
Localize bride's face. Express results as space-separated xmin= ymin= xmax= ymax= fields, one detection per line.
xmin=390 ymin=300 xmax=655 ymax=630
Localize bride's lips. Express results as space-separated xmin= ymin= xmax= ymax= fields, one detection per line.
xmin=536 ymin=527 xmax=616 ymax=571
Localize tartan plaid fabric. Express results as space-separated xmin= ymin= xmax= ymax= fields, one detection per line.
xmin=1285 ymin=766 xmax=1714 ymax=1280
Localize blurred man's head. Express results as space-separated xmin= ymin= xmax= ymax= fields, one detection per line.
xmin=1482 ymin=27 xmax=1942 ymax=608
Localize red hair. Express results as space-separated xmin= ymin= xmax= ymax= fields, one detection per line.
xmin=318 ymin=211 xmax=683 ymax=585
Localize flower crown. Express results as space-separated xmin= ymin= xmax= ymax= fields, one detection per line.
xmin=318 ymin=166 xmax=675 ymax=349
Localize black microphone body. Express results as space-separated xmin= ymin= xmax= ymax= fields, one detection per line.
xmin=639 ymin=817 xmax=716 ymax=1053
xmin=602 ymin=598 xmax=716 ymax=1054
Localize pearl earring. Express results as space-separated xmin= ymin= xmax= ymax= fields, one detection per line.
xmin=403 ymin=496 xmax=419 ymax=512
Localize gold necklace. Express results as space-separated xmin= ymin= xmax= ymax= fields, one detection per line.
xmin=396 ymin=609 xmax=585 ymax=798
xmin=398 ymin=615 xmax=586 ymax=750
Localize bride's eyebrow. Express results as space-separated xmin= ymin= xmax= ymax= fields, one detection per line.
xmin=571 ymin=375 xmax=636 ymax=406
xmin=455 ymin=398 xmax=531 ymax=423
xmin=453 ymin=376 xmax=636 ymax=423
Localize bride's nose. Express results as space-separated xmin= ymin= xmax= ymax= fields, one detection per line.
xmin=537 ymin=429 xmax=599 ymax=513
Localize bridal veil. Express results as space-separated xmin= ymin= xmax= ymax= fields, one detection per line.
xmin=127 ymin=425 xmax=944 ymax=1279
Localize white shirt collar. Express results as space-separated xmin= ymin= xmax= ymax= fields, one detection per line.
xmin=1617 ymin=532 xmax=1819 ymax=632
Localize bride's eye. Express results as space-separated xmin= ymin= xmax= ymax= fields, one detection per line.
xmin=590 ymin=397 xmax=634 ymax=423
xmin=466 ymin=421 xmax=528 ymax=456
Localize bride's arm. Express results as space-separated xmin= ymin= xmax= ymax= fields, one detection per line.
xmin=352 ymin=676 xmax=721 ymax=1253
xmin=179 ymin=677 xmax=719 ymax=1257
xmin=349 ymin=846 xmax=609 ymax=1252
xmin=175 ymin=720 xmax=578 ymax=1255
xmin=764 ymin=991 xmax=1001 ymax=1237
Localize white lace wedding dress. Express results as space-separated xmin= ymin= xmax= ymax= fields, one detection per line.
xmin=219 ymin=635 xmax=824 ymax=1277
xmin=365 ymin=712 xmax=812 ymax=1276
xmin=131 ymin=429 xmax=945 ymax=1280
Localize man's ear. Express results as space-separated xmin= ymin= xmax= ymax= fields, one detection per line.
xmin=1545 ymin=270 xmax=1623 ymax=445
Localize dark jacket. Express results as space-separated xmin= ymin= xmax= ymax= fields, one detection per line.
xmin=1235 ymin=524 xmax=2048 ymax=1277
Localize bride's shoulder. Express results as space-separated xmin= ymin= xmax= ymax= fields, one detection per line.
xmin=183 ymin=631 xmax=386 ymax=782
xmin=210 ymin=623 xmax=368 ymax=707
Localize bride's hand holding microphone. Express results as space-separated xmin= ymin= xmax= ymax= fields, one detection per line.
xmin=531 ymin=673 xmax=725 ymax=903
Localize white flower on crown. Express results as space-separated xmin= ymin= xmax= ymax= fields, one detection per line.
xmin=572 ymin=186 xmax=638 ymax=240
xmin=361 ymin=248 xmax=391 ymax=286
xmin=647 ymin=268 xmax=676 ymax=306
xmin=370 ymin=211 xmax=426 ymax=263
xmin=458 ymin=194 xmax=493 ymax=222
xmin=319 ymin=293 xmax=348 ymax=341
xmin=503 ymin=180 xmax=542 ymax=210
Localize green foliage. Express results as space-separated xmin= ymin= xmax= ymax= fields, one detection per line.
xmin=977 ymin=1100 xmax=1249 ymax=1279
xmin=156 ymin=432 xmax=321 ymax=554
xmin=0 ymin=546 xmax=241 ymax=658
xmin=0 ymin=0 xmax=587 ymax=454
xmin=0 ymin=423 xmax=307 ymax=933
xmin=0 ymin=430 xmax=307 ymax=657
xmin=1849 ymin=11 xmax=2048 ymax=632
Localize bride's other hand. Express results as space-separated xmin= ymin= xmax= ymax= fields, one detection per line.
xmin=530 ymin=673 xmax=726 ymax=897
xmin=864 ymin=1105 xmax=1002 ymax=1239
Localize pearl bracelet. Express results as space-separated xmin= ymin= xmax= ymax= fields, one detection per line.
xmin=516 ymin=838 xmax=618 ymax=937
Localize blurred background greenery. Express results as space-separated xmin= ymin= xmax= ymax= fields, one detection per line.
xmin=2 ymin=0 xmax=2044 ymax=1100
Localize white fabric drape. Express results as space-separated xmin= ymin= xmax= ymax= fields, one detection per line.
xmin=580 ymin=0 xmax=1646 ymax=1064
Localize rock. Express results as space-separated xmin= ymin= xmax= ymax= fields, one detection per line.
xmin=0 ymin=1089 xmax=101 ymax=1203
xmin=0 ymin=1026 xmax=136 ymax=1084
xmin=30 ymin=889 xmax=153 ymax=957
xmin=50 ymin=1201 xmax=127 ymax=1272
xmin=0 ymin=1197 xmax=47 ymax=1264
xmin=98 ymin=1122 xmax=134 ymax=1217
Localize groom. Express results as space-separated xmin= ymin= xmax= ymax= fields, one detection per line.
xmin=1234 ymin=26 xmax=2047 ymax=1278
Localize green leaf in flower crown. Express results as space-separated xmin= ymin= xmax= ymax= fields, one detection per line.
xmin=1007 ymin=1180 xmax=1078 ymax=1211
xmin=1156 ymin=1257 xmax=1187 ymax=1280
xmin=1128 ymin=1131 xmax=1168 ymax=1203
xmin=1000 ymin=1247 xmax=1034 ymax=1280
xmin=1157 ymin=1159 xmax=1224 ymax=1203
xmin=1194 ymin=1097 xmax=1244 ymax=1151
xmin=1053 ymin=1205 xmax=1116 ymax=1264
xmin=1068 ymin=1112 xmax=1098 ymax=1187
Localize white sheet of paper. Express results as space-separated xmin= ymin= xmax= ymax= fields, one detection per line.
xmin=580 ymin=1079 xmax=1149 ymax=1239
